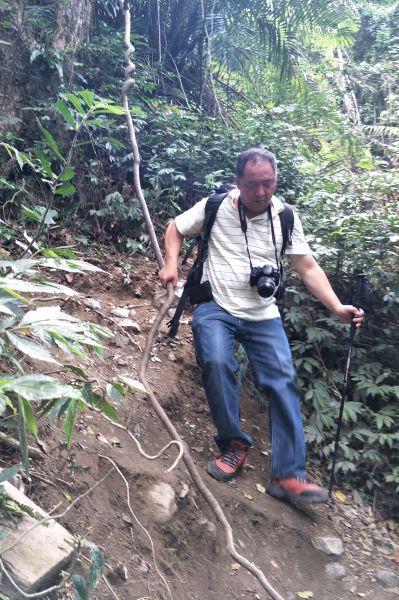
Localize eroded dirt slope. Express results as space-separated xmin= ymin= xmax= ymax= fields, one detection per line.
xmin=18 ymin=254 xmax=399 ymax=600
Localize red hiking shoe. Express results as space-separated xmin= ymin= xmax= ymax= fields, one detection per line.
xmin=206 ymin=440 xmax=249 ymax=482
xmin=267 ymin=477 xmax=329 ymax=505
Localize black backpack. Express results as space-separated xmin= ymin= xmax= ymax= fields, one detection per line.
xmin=167 ymin=184 xmax=294 ymax=337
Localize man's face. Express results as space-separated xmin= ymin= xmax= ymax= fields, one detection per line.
xmin=235 ymin=159 xmax=277 ymax=217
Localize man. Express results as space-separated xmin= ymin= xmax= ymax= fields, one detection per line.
xmin=159 ymin=148 xmax=364 ymax=506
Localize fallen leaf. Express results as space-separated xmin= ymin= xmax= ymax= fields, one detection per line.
xmin=260 ymin=450 xmax=269 ymax=456
xmin=256 ymin=483 xmax=266 ymax=494
xmin=191 ymin=446 xmax=204 ymax=453
xmin=244 ymin=492 xmax=254 ymax=500
xmin=334 ymin=491 xmax=346 ymax=502
xmin=271 ymin=560 xmax=279 ymax=568
xmin=357 ymin=594 xmax=366 ymax=597
xmin=297 ymin=592 xmax=313 ymax=599
xmin=109 ymin=436 xmax=121 ymax=446
xmin=230 ymin=562 xmax=241 ymax=570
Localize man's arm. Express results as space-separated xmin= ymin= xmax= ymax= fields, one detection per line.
xmin=159 ymin=221 xmax=184 ymax=288
xmin=291 ymin=254 xmax=364 ymax=327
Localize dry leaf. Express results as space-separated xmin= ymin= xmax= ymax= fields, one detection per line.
xmin=244 ymin=492 xmax=254 ymax=500
xmin=297 ymin=592 xmax=313 ymax=599
xmin=230 ymin=562 xmax=241 ymax=570
xmin=260 ymin=450 xmax=269 ymax=456
xmin=271 ymin=560 xmax=279 ymax=568
xmin=357 ymin=594 xmax=366 ymax=597
xmin=334 ymin=491 xmax=346 ymax=502
xmin=109 ymin=436 xmax=121 ymax=446
xmin=256 ymin=483 xmax=266 ymax=494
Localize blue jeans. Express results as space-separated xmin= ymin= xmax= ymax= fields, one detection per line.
xmin=191 ymin=301 xmax=307 ymax=479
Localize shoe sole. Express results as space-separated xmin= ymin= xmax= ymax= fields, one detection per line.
xmin=206 ymin=461 xmax=244 ymax=482
xmin=267 ymin=483 xmax=329 ymax=506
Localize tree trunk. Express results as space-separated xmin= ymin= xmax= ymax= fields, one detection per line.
xmin=52 ymin=0 xmax=94 ymax=84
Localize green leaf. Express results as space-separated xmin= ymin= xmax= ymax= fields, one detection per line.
xmin=33 ymin=148 xmax=53 ymax=178
xmin=64 ymin=398 xmax=77 ymax=447
xmin=6 ymin=332 xmax=59 ymax=365
xmin=19 ymin=396 xmax=38 ymax=438
xmin=106 ymin=383 xmax=124 ymax=405
xmin=80 ymin=90 xmax=94 ymax=108
xmin=37 ymin=122 xmax=64 ymax=161
xmin=65 ymin=93 xmax=85 ymax=115
xmin=0 ymin=464 xmax=23 ymax=484
xmin=71 ymin=574 xmax=88 ymax=600
xmin=93 ymin=102 xmax=125 ymax=115
xmin=0 ymin=278 xmax=78 ymax=296
xmin=54 ymin=182 xmax=75 ymax=197
xmin=118 ymin=375 xmax=147 ymax=394
xmin=59 ymin=166 xmax=75 ymax=182
xmin=0 ymin=392 xmax=7 ymax=416
xmin=84 ymin=539 xmax=104 ymax=591
xmin=56 ymin=98 xmax=76 ymax=128
xmin=18 ymin=397 xmax=30 ymax=475
xmin=3 ymin=375 xmax=82 ymax=402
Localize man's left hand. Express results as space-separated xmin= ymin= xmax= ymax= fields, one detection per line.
xmin=335 ymin=305 xmax=365 ymax=328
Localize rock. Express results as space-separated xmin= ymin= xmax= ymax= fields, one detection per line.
xmin=111 ymin=307 xmax=130 ymax=318
xmin=325 ymin=563 xmax=346 ymax=580
xmin=352 ymin=490 xmax=364 ymax=507
xmin=375 ymin=570 xmax=399 ymax=588
xmin=0 ymin=479 xmax=75 ymax=597
xmin=147 ymin=482 xmax=177 ymax=523
xmin=116 ymin=357 xmax=128 ymax=366
xmin=118 ymin=319 xmax=141 ymax=333
xmin=311 ymin=536 xmax=344 ymax=556
xmin=168 ymin=352 xmax=177 ymax=362
xmin=129 ymin=308 xmax=136 ymax=317
xmin=113 ymin=335 xmax=129 ymax=348
xmin=84 ymin=297 xmax=101 ymax=310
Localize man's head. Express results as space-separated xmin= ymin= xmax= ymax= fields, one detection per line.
xmin=235 ymin=148 xmax=277 ymax=218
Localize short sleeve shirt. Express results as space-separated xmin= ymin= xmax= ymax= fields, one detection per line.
xmin=175 ymin=189 xmax=312 ymax=321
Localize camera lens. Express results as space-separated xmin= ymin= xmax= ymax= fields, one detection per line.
xmin=257 ymin=276 xmax=276 ymax=298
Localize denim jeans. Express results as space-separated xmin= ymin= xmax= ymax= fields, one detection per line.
xmin=191 ymin=300 xmax=307 ymax=479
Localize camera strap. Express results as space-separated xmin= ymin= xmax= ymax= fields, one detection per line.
xmin=238 ymin=199 xmax=280 ymax=269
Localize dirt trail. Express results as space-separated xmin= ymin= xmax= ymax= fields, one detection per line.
xmin=21 ymin=254 xmax=398 ymax=600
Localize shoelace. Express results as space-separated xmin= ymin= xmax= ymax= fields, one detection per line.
xmin=220 ymin=446 xmax=246 ymax=468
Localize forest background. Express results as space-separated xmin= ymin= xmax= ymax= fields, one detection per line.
xmin=0 ymin=0 xmax=398 ymax=519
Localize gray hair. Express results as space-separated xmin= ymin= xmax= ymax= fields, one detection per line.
xmin=235 ymin=148 xmax=277 ymax=176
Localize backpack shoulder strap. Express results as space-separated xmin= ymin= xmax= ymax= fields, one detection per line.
xmin=278 ymin=203 xmax=294 ymax=257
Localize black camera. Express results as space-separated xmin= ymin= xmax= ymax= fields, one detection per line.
xmin=249 ymin=264 xmax=281 ymax=298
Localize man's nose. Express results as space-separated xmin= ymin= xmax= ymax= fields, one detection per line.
xmin=254 ymin=184 xmax=265 ymax=196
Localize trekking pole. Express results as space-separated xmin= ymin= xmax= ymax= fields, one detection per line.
xmin=328 ymin=274 xmax=368 ymax=499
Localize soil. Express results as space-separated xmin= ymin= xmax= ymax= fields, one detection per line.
xmin=7 ymin=253 xmax=399 ymax=600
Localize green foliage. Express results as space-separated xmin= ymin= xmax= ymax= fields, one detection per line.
xmin=0 ymin=254 xmax=113 ymax=467
xmin=282 ymin=167 xmax=399 ymax=506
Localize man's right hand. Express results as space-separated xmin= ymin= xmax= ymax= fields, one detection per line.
xmin=159 ymin=264 xmax=178 ymax=288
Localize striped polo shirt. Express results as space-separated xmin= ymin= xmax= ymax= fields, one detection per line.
xmin=175 ymin=188 xmax=312 ymax=321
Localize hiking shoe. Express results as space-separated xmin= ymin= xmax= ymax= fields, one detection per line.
xmin=267 ymin=477 xmax=329 ymax=505
xmin=206 ymin=440 xmax=249 ymax=482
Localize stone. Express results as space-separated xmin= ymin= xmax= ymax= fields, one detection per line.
xmin=311 ymin=536 xmax=344 ymax=556
xmin=0 ymin=480 xmax=74 ymax=597
xmin=325 ymin=563 xmax=346 ymax=580
xmin=118 ymin=319 xmax=141 ymax=333
xmin=168 ymin=352 xmax=177 ymax=362
xmin=147 ymin=482 xmax=177 ymax=524
xmin=83 ymin=297 xmax=101 ymax=310
xmin=375 ymin=570 xmax=399 ymax=588
xmin=111 ymin=307 xmax=130 ymax=318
